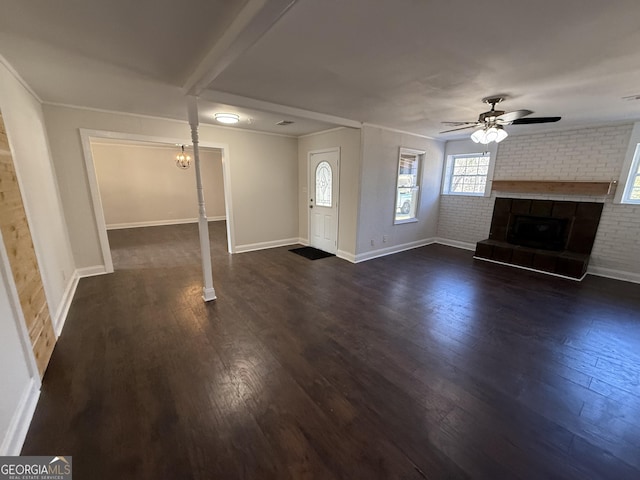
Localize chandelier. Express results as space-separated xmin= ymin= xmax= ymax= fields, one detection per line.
xmin=176 ymin=145 xmax=191 ymax=169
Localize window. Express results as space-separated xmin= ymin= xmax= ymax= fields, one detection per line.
xmin=315 ymin=161 xmax=332 ymax=207
xmin=442 ymin=153 xmax=490 ymax=196
xmin=394 ymin=148 xmax=424 ymax=224
xmin=621 ymin=144 xmax=640 ymax=204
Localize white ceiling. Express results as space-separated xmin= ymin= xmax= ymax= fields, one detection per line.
xmin=2 ymin=0 xmax=640 ymax=139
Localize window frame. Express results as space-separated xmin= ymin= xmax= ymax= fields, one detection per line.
xmin=616 ymin=122 xmax=640 ymax=205
xmin=442 ymin=151 xmax=495 ymax=198
xmin=393 ymin=147 xmax=425 ymax=225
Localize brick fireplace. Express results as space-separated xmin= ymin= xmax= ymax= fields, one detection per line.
xmin=474 ymin=198 xmax=604 ymax=279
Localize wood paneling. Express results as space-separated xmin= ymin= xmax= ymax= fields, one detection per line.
xmin=492 ymin=180 xmax=615 ymax=195
xmin=0 ymin=113 xmax=55 ymax=377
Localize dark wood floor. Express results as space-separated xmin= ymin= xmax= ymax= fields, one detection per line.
xmin=22 ymin=222 xmax=640 ymax=479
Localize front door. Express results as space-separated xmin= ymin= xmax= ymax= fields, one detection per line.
xmin=308 ymin=149 xmax=339 ymax=254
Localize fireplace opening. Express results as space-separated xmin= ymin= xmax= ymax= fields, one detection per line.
xmin=507 ymin=215 xmax=568 ymax=251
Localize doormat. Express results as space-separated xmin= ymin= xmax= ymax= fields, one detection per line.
xmin=289 ymin=246 xmax=335 ymax=260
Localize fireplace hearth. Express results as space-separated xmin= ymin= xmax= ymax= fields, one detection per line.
xmin=475 ymin=198 xmax=604 ymax=279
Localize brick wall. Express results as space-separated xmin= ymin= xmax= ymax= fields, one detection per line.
xmin=437 ymin=124 xmax=640 ymax=277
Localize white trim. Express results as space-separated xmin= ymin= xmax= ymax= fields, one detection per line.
xmin=235 ymin=237 xmax=300 ymax=253
xmin=52 ymin=272 xmax=80 ymax=337
xmin=106 ymin=217 xmax=226 ymax=230
xmin=202 ymin=287 xmax=217 ymax=302
xmin=363 ymin=122 xmax=437 ymax=140
xmin=336 ymin=249 xmax=356 ymax=263
xmin=77 ymin=265 xmax=108 ymax=278
xmin=587 ymin=266 xmax=640 ymax=284
xmin=298 ymin=127 xmax=350 ymax=139
xmin=200 ymin=90 xmax=362 ymax=129
xmin=434 ymin=237 xmax=476 ymax=251
xmin=473 ymin=256 xmax=587 ymax=281
xmin=0 ymin=378 xmax=40 ymax=456
xmin=0 ymin=230 xmax=40 ymax=380
xmin=615 ymin=121 xmax=640 ymax=204
xmin=355 ymin=238 xmax=436 ymax=263
xmin=297 ymin=237 xmax=309 ymax=246
xmin=0 ymin=54 xmax=43 ymax=103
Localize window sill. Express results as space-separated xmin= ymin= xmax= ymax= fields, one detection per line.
xmin=394 ymin=218 xmax=419 ymax=225
xmin=441 ymin=192 xmax=486 ymax=198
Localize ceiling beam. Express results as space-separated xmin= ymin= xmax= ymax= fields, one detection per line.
xmin=200 ymin=90 xmax=363 ymax=129
xmin=182 ymin=0 xmax=298 ymax=96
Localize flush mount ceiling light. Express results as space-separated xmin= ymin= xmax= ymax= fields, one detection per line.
xmin=470 ymin=124 xmax=508 ymax=145
xmin=214 ymin=113 xmax=240 ymax=124
xmin=175 ymin=145 xmax=191 ymax=169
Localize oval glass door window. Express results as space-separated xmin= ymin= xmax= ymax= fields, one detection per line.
xmin=315 ymin=161 xmax=332 ymax=207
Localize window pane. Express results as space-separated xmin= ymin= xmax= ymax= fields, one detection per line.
xmin=446 ymin=154 xmax=490 ymax=196
xmin=631 ymin=187 xmax=640 ymax=200
xmin=395 ymin=149 xmax=424 ymax=223
xmin=315 ymin=161 xmax=332 ymax=207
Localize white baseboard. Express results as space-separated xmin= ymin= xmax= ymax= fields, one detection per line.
xmin=587 ymin=266 xmax=640 ymax=284
xmin=298 ymin=237 xmax=309 ymax=246
xmin=235 ymin=237 xmax=300 ymax=254
xmin=336 ymin=249 xmax=356 ymax=263
xmin=106 ymin=217 xmax=226 ymax=230
xmin=52 ymin=272 xmax=80 ymax=337
xmin=0 ymin=377 xmax=40 ymax=456
xmin=354 ymin=238 xmax=436 ymax=263
xmin=434 ymin=237 xmax=476 ymax=251
xmin=76 ymin=265 xmax=108 ymax=278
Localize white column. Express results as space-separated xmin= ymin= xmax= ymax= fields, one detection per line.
xmin=188 ymin=96 xmax=216 ymax=301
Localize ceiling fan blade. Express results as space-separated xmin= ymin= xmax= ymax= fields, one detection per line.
xmin=441 ymin=121 xmax=477 ymax=126
xmin=511 ymin=116 xmax=561 ymax=125
xmin=496 ymin=109 xmax=533 ymax=124
xmin=440 ymin=124 xmax=480 ymax=133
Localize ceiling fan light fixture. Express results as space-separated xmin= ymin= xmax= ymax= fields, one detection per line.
xmin=495 ymin=125 xmax=508 ymax=143
xmin=470 ymin=128 xmax=486 ymax=144
xmin=214 ymin=113 xmax=240 ymax=124
xmin=470 ymin=125 xmax=508 ymax=144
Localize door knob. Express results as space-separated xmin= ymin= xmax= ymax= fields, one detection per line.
xmin=309 ymin=205 xmax=313 ymax=208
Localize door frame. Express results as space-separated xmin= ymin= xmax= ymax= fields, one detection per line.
xmin=80 ymin=129 xmax=235 ymax=273
xmin=307 ymin=147 xmax=340 ymax=253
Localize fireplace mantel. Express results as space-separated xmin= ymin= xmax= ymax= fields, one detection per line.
xmin=491 ymin=180 xmax=616 ymax=196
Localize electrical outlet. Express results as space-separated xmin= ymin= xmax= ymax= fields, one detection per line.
xmin=383 ymin=235 xmax=388 ymax=243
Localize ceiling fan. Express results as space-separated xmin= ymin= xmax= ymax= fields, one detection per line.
xmin=441 ymin=96 xmax=561 ymax=144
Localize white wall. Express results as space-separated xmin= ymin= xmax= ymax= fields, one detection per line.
xmin=0 ymin=61 xmax=75 ymax=324
xmin=298 ymin=127 xmax=362 ymax=258
xmin=92 ymin=143 xmax=225 ymax=228
xmin=437 ymin=124 xmax=640 ymax=279
xmin=43 ymin=105 xmax=299 ymax=268
xmin=356 ymin=125 xmax=444 ymax=260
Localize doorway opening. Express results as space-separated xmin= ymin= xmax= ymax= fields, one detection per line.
xmin=80 ymin=130 xmax=234 ymax=273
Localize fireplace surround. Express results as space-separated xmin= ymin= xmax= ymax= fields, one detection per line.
xmin=474 ymin=198 xmax=604 ymax=279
